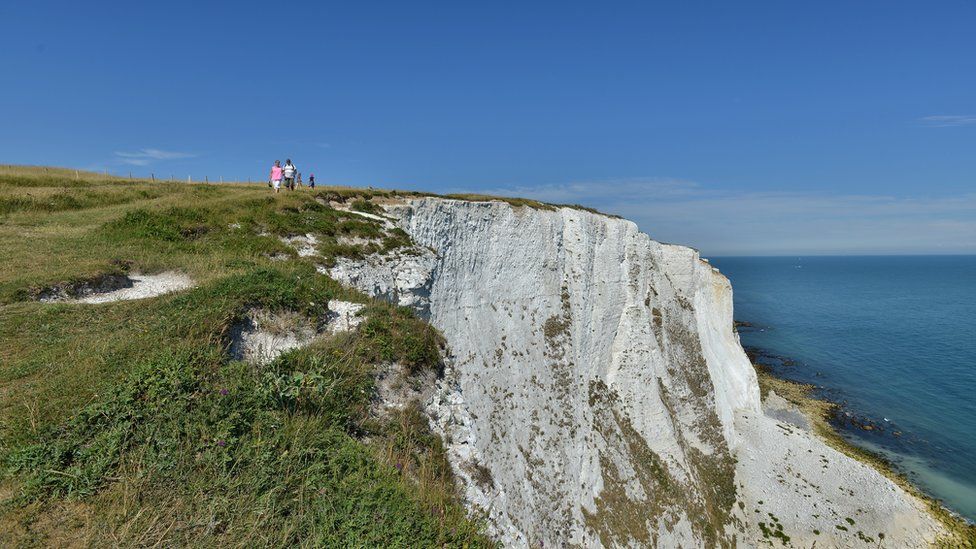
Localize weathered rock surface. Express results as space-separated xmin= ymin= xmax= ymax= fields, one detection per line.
xmin=327 ymin=249 xmax=436 ymax=319
xmin=228 ymin=309 xmax=318 ymax=365
xmin=228 ymin=301 xmax=364 ymax=365
xmin=40 ymin=272 xmax=194 ymax=304
xmin=325 ymin=299 xmax=365 ymax=334
xmin=280 ymin=233 xmax=319 ymax=257
xmin=336 ymin=197 xmax=944 ymax=547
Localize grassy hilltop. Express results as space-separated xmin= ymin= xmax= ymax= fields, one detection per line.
xmin=0 ymin=166 xmax=493 ymax=546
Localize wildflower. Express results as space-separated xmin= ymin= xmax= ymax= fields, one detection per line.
xmin=395 ymin=461 xmax=403 ymax=472
xmin=217 ymin=440 xmax=227 ymax=447
xmin=219 ymin=388 xmax=229 ymax=396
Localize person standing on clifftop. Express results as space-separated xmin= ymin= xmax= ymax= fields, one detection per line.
xmin=283 ymin=159 xmax=297 ymax=190
xmin=269 ymin=160 xmax=283 ymax=193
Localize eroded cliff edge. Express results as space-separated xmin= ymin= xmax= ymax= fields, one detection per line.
xmin=332 ymin=197 xmax=944 ymax=547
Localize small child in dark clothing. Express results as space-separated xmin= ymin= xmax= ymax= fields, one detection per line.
xmin=308 ymin=174 xmax=315 ymax=188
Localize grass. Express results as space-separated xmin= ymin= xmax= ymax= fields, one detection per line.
xmin=1 ymin=164 xmax=618 ymax=215
xmin=0 ymin=173 xmax=406 ymax=305
xmin=753 ymin=364 xmax=976 ymax=548
xmin=443 ymin=192 xmax=621 ymax=217
xmin=0 ymin=167 xmax=493 ymax=546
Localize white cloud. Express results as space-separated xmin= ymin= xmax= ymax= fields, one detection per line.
xmin=457 ymin=179 xmax=976 ymax=256
xmin=919 ymin=115 xmax=976 ymax=127
xmin=114 ymin=148 xmax=197 ymax=165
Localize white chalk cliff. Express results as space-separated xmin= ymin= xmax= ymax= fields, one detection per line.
xmin=331 ymin=197 xmax=944 ymax=548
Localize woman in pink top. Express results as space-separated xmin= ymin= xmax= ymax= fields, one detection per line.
xmin=269 ymin=160 xmax=283 ymax=193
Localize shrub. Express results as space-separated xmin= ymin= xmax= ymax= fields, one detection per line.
xmin=106 ymin=207 xmax=211 ymax=241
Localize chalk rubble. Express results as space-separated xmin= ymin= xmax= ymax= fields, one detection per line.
xmin=40 ymin=272 xmax=194 ymax=304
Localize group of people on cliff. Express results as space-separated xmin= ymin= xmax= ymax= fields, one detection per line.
xmin=269 ymin=159 xmax=315 ymax=193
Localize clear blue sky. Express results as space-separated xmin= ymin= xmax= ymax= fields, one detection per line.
xmin=2 ymin=1 xmax=974 ymax=255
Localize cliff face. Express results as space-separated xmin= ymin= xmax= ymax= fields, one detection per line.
xmin=332 ymin=197 xmax=943 ymax=547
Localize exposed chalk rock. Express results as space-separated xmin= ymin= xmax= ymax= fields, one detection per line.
xmin=342 ymin=208 xmax=395 ymax=227
xmin=325 ymin=299 xmax=365 ymax=334
xmin=337 ymin=235 xmax=382 ymax=247
xmin=228 ymin=309 xmax=317 ymax=365
xmin=280 ymin=233 xmax=319 ymax=257
xmin=229 ymin=302 xmax=365 ymax=366
xmin=390 ymin=198 xmax=761 ymax=546
xmin=326 ymin=248 xmax=437 ymax=319
xmin=40 ymin=272 xmax=194 ymax=304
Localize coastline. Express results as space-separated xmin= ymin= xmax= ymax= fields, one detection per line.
xmin=748 ymin=354 xmax=976 ymax=547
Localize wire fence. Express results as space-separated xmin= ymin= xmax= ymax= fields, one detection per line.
xmin=0 ymin=165 xmax=275 ymax=185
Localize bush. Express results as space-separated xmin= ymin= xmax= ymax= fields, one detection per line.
xmin=106 ymin=207 xmax=211 ymax=241
xmin=350 ymin=198 xmax=384 ymax=215
xmin=358 ymin=305 xmax=444 ymax=374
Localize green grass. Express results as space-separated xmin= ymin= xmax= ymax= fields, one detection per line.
xmin=443 ymin=193 xmax=621 ymax=217
xmin=0 ymin=168 xmax=492 ymax=547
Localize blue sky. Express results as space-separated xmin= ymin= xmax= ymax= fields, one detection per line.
xmin=2 ymin=1 xmax=973 ymax=255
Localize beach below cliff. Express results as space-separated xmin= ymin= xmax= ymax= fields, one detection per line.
xmin=744 ymin=356 xmax=975 ymax=545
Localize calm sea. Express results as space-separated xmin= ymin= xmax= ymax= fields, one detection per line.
xmin=708 ymin=255 xmax=976 ymax=522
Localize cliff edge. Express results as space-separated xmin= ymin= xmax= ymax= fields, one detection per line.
xmin=333 ymin=196 xmax=944 ymax=547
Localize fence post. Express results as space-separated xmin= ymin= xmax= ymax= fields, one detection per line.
xmin=188 ymin=175 xmax=191 ymax=183
xmin=151 ymin=173 xmax=155 ymax=182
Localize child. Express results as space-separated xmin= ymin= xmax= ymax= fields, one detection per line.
xmin=308 ymin=173 xmax=315 ymax=189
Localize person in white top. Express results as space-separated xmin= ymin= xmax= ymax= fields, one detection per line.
xmin=283 ymin=159 xmax=297 ymax=190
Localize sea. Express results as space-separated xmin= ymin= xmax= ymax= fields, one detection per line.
xmin=708 ymin=255 xmax=976 ymax=523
